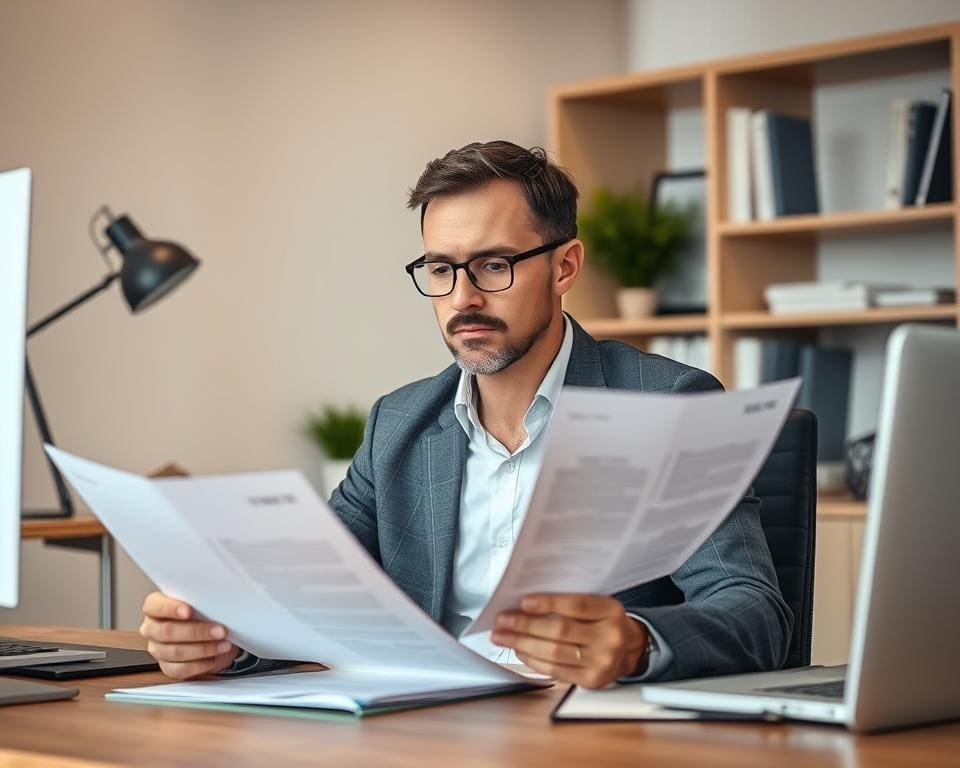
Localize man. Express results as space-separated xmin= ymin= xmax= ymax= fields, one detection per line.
xmin=140 ymin=141 xmax=792 ymax=689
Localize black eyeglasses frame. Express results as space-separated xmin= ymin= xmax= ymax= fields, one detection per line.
xmin=404 ymin=239 xmax=570 ymax=298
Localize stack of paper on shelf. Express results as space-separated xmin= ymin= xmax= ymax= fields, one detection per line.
xmin=764 ymin=281 xmax=955 ymax=314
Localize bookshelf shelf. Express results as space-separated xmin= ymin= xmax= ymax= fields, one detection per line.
xmin=718 ymin=203 xmax=956 ymax=239
xmin=721 ymin=304 xmax=958 ymax=330
xmin=818 ymin=493 xmax=867 ymax=520
xmin=581 ymin=314 xmax=709 ymax=337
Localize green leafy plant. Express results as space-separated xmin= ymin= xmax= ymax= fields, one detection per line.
xmin=306 ymin=405 xmax=366 ymax=460
xmin=578 ymin=187 xmax=693 ymax=288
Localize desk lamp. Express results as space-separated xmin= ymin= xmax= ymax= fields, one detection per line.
xmin=23 ymin=207 xmax=200 ymax=519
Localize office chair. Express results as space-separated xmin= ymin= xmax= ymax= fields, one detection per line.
xmin=752 ymin=408 xmax=818 ymax=669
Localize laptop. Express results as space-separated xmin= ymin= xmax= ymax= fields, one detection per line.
xmin=642 ymin=324 xmax=960 ymax=733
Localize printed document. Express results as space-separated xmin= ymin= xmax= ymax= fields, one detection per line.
xmin=46 ymin=378 xmax=798 ymax=714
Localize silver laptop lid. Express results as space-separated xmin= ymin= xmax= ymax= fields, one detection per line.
xmin=846 ymin=324 xmax=960 ymax=731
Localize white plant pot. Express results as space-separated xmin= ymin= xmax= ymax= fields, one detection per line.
xmin=616 ymin=287 xmax=658 ymax=318
xmin=320 ymin=458 xmax=353 ymax=498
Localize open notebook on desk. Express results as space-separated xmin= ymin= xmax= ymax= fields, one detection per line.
xmin=45 ymin=379 xmax=798 ymax=716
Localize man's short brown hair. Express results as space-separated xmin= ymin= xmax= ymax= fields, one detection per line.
xmin=407 ymin=140 xmax=579 ymax=242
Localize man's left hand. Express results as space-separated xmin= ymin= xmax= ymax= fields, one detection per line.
xmin=490 ymin=593 xmax=648 ymax=689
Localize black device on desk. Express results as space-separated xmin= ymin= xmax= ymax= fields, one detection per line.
xmin=7 ymin=642 xmax=158 ymax=680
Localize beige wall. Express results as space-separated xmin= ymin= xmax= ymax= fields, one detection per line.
xmin=2 ymin=0 xmax=627 ymax=629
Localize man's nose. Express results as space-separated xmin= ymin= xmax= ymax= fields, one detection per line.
xmin=449 ymin=270 xmax=484 ymax=312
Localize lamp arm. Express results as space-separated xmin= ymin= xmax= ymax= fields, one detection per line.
xmin=23 ymin=355 xmax=74 ymax=518
xmin=23 ymin=270 xmax=119 ymax=518
xmin=27 ymin=271 xmax=120 ymax=338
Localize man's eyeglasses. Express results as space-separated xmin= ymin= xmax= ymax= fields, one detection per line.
xmin=404 ymin=239 xmax=569 ymax=298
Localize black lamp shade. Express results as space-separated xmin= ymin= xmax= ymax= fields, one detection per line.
xmin=105 ymin=214 xmax=200 ymax=312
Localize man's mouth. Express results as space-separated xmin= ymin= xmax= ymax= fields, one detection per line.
xmin=447 ymin=314 xmax=508 ymax=337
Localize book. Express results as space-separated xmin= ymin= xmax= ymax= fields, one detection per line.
xmin=764 ymin=281 xmax=902 ymax=301
xmin=734 ymin=337 xmax=763 ymax=390
xmin=764 ymin=281 xmax=910 ymax=313
xmin=900 ymin=101 xmax=937 ymax=206
xmin=762 ymin=340 xmax=802 ymax=383
xmin=885 ymin=99 xmax=909 ymax=209
xmin=916 ymin=88 xmax=953 ymax=206
xmin=796 ymin=346 xmax=852 ymax=462
xmin=751 ymin=111 xmax=819 ymax=218
xmin=872 ymin=287 xmax=956 ymax=307
xmin=726 ymin=108 xmax=754 ymax=222
xmin=751 ymin=111 xmax=775 ymax=220
xmin=767 ymin=298 xmax=869 ymax=314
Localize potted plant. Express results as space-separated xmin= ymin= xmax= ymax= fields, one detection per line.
xmin=306 ymin=405 xmax=366 ymax=496
xmin=578 ymin=187 xmax=692 ymax=318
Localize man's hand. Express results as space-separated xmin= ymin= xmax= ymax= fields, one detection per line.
xmin=490 ymin=593 xmax=648 ymax=689
xmin=140 ymin=592 xmax=240 ymax=680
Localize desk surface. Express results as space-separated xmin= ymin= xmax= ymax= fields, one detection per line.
xmin=21 ymin=515 xmax=107 ymax=541
xmin=1 ymin=626 xmax=958 ymax=768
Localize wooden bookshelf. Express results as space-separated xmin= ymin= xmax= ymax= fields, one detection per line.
xmin=718 ymin=203 xmax=956 ymax=239
xmin=552 ymin=20 xmax=960 ymax=383
xmin=818 ymin=493 xmax=867 ymax=520
xmin=722 ymin=304 xmax=958 ymax=330
xmin=581 ymin=314 xmax=708 ymax=338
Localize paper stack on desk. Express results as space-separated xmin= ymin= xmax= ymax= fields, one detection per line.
xmin=45 ymin=378 xmax=799 ymax=716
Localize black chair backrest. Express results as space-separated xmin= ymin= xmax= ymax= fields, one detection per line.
xmin=752 ymin=409 xmax=818 ymax=669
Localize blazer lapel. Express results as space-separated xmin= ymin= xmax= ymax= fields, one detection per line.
xmin=423 ymin=407 xmax=467 ymax=623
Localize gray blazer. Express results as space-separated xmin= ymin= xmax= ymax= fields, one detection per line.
xmin=326 ymin=315 xmax=792 ymax=681
xmin=230 ymin=315 xmax=791 ymax=680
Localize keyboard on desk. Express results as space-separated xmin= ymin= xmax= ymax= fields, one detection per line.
xmin=759 ymin=679 xmax=846 ymax=700
xmin=0 ymin=639 xmax=59 ymax=658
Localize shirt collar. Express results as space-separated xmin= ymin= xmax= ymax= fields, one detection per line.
xmin=454 ymin=314 xmax=574 ymax=438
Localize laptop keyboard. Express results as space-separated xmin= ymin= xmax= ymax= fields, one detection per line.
xmin=0 ymin=640 xmax=59 ymax=657
xmin=760 ymin=679 xmax=846 ymax=699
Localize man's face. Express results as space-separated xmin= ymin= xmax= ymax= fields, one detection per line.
xmin=421 ymin=179 xmax=559 ymax=376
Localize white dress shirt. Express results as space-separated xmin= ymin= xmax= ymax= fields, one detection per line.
xmin=443 ymin=316 xmax=575 ymax=663
xmin=442 ymin=316 xmax=671 ymax=678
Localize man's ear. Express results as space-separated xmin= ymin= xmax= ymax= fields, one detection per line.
xmin=553 ymin=239 xmax=584 ymax=298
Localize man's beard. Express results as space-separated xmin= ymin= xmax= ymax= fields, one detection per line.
xmin=444 ymin=311 xmax=551 ymax=375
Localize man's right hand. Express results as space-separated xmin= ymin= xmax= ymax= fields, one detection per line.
xmin=140 ymin=591 xmax=240 ymax=680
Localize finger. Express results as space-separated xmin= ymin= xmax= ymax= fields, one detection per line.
xmin=493 ymin=612 xmax=592 ymax=645
xmin=519 ymin=593 xmax=620 ymax=621
xmin=515 ymin=651 xmax=616 ymax=690
xmin=160 ymin=649 xmax=237 ymax=681
xmin=140 ymin=616 xmax=228 ymax=644
xmin=490 ymin=631 xmax=586 ymax=666
xmin=147 ymin=639 xmax=236 ymax=664
xmin=142 ymin=592 xmax=192 ymax=620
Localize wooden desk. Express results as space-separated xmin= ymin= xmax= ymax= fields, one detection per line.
xmin=1 ymin=627 xmax=958 ymax=768
xmin=20 ymin=518 xmax=114 ymax=630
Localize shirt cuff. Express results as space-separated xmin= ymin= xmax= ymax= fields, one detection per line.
xmin=217 ymin=650 xmax=260 ymax=676
xmin=619 ymin=614 xmax=674 ymax=682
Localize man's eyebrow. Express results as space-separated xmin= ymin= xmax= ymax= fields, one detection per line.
xmin=423 ymin=245 xmax=519 ymax=261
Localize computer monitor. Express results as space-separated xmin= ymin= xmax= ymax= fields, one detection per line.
xmin=0 ymin=167 xmax=32 ymax=609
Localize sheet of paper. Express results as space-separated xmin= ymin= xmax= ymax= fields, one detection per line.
xmin=553 ymin=684 xmax=700 ymax=720
xmin=45 ymin=446 xmax=531 ymax=686
xmin=467 ymin=378 xmax=801 ymax=634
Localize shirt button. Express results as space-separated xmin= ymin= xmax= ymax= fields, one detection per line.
xmin=497 ymin=537 xmax=510 ymax=548
xmin=504 ymin=462 xmax=516 ymax=473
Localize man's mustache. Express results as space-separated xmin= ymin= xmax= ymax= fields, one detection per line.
xmin=447 ymin=312 xmax=508 ymax=335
